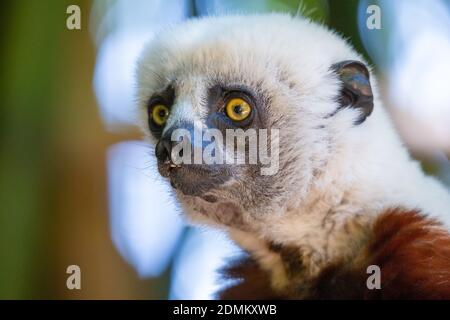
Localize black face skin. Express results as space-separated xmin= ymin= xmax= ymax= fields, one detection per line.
xmin=147 ymin=61 xmax=373 ymax=206
xmin=148 ymin=83 xmax=268 ymax=200
xmin=154 ymin=121 xmax=232 ymax=198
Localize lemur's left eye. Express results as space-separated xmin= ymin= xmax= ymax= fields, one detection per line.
xmin=225 ymin=98 xmax=252 ymax=121
xmin=151 ymin=104 xmax=170 ymax=126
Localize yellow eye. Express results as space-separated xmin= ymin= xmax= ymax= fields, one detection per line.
xmin=151 ymin=104 xmax=170 ymax=126
xmin=225 ymin=98 xmax=252 ymax=121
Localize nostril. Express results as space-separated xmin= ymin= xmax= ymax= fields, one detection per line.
xmin=155 ymin=140 xmax=170 ymax=162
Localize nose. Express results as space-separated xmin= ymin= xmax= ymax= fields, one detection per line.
xmin=154 ymin=120 xmax=195 ymax=164
xmin=155 ymin=138 xmax=172 ymax=162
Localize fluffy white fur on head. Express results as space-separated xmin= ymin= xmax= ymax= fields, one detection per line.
xmin=136 ymin=13 xmax=450 ymax=291
xmin=137 ymin=14 xmax=364 ymax=216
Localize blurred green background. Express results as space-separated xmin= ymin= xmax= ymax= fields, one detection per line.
xmin=0 ymin=0 xmax=449 ymax=299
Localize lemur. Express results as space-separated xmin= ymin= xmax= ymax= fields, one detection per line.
xmin=136 ymin=14 xmax=450 ymax=299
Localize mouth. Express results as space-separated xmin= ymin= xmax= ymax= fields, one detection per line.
xmin=157 ymin=161 xmax=231 ymax=197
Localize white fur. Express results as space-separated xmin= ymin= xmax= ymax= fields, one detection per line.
xmin=136 ymin=14 xmax=450 ymax=293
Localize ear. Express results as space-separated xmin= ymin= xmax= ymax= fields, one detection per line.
xmin=331 ymin=60 xmax=374 ymax=125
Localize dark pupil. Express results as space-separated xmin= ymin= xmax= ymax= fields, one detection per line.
xmin=233 ymin=105 xmax=242 ymax=114
xmin=158 ymin=109 xmax=167 ymax=118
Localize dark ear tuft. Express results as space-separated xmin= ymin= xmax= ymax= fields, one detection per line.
xmin=331 ymin=60 xmax=374 ymax=125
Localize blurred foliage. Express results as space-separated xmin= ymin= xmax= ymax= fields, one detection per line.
xmin=328 ymin=0 xmax=371 ymax=63
xmin=0 ymin=0 xmax=68 ymax=299
xmin=356 ymin=0 xmax=393 ymax=71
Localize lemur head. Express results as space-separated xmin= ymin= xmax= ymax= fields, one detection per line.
xmin=136 ymin=14 xmax=376 ymax=231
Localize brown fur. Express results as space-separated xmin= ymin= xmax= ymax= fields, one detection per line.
xmin=218 ymin=208 xmax=450 ymax=299
xmin=217 ymin=255 xmax=286 ymax=300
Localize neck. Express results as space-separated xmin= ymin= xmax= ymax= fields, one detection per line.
xmin=228 ymin=189 xmax=377 ymax=295
xmin=228 ymin=109 xmax=449 ymax=295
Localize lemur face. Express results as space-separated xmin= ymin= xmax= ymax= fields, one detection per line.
xmin=136 ymin=14 xmax=374 ymax=229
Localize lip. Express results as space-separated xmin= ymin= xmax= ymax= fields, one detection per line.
xmin=157 ymin=160 xmax=178 ymax=178
xmin=157 ymin=161 xmax=231 ymax=196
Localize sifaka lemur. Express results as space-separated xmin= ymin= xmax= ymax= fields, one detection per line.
xmin=135 ymin=14 xmax=450 ymax=299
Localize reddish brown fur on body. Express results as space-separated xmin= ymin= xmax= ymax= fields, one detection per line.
xmin=218 ymin=256 xmax=286 ymax=300
xmin=218 ymin=208 xmax=450 ymax=299
xmin=363 ymin=208 xmax=450 ymax=299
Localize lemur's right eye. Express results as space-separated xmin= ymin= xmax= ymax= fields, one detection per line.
xmin=150 ymin=104 xmax=170 ymax=127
